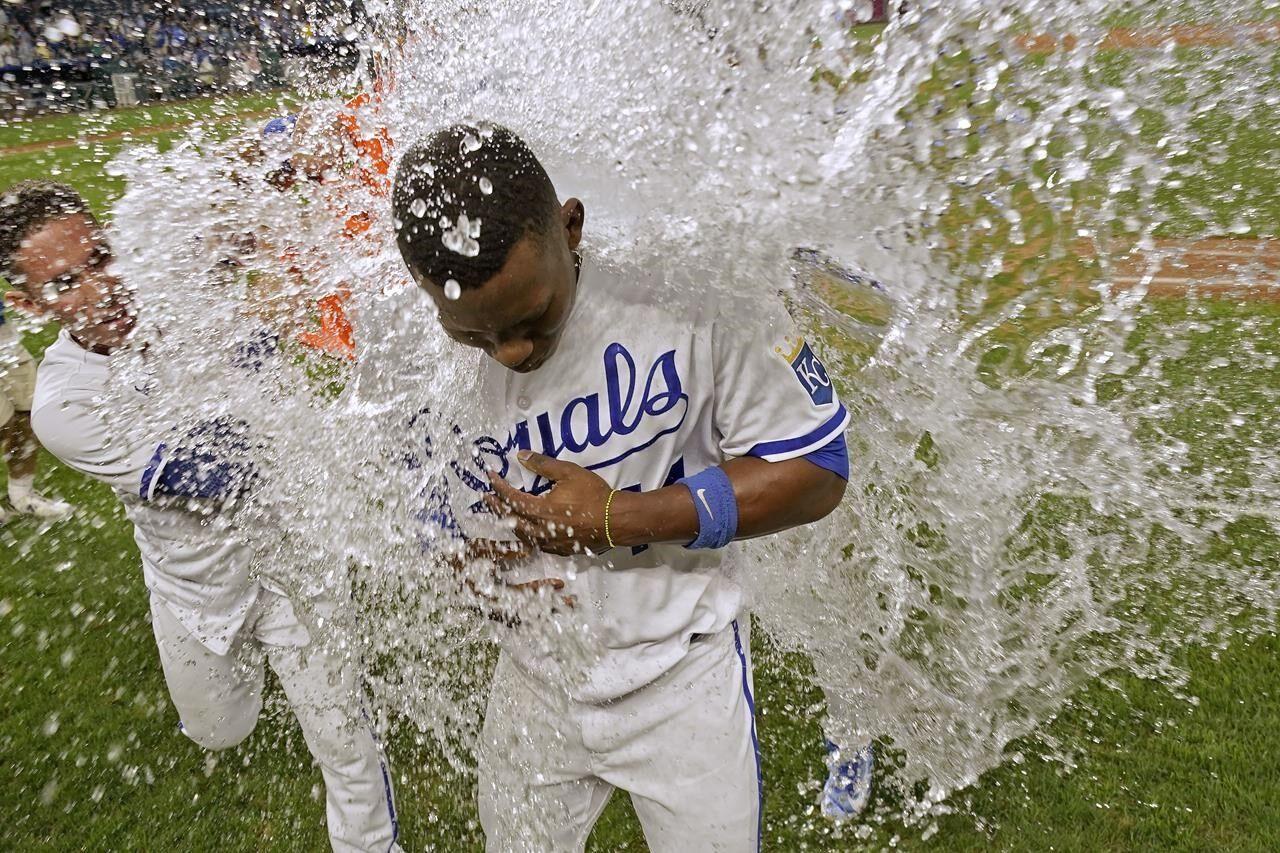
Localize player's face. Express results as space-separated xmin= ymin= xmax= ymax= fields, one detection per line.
xmin=421 ymin=200 xmax=583 ymax=373
xmin=6 ymin=214 xmax=135 ymax=352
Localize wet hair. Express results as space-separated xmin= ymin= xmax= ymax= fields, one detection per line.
xmin=0 ymin=181 xmax=92 ymax=287
xmin=393 ymin=124 xmax=560 ymax=290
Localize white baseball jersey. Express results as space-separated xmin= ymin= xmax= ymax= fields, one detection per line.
xmin=445 ymin=251 xmax=849 ymax=702
xmin=31 ymin=331 xmax=260 ymax=655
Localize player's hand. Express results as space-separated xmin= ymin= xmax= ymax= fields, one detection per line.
xmin=448 ymin=538 xmax=576 ymax=625
xmin=485 ymin=451 xmax=613 ymax=556
xmin=453 ymin=537 xmax=536 ymax=572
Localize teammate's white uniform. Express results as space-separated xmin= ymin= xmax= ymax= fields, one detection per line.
xmin=0 ymin=315 xmax=36 ymax=429
xmin=447 ymin=252 xmax=849 ymax=851
xmin=31 ymin=331 xmax=399 ymax=853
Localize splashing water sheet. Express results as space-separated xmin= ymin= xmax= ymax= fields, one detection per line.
xmin=6 ymin=0 xmax=1280 ymax=846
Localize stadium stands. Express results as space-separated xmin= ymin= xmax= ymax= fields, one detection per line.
xmin=0 ymin=1 xmax=352 ymax=114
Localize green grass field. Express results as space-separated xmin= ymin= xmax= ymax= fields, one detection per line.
xmin=0 ymin=92 xmax=298 ymax=211
xmin=3 ymin=45 xmax=1280 ymax=852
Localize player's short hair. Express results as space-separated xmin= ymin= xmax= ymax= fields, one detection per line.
xmin=0 ymin=180 xmax=92 ymax=287
xmin=393 ymin=123 xmax=560 ymax=291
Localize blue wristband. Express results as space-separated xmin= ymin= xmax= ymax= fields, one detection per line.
xmin=679 ymin=466 xmax=739 ymax=550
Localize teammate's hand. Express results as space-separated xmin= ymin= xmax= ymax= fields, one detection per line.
xmin=485 ymin=451 xmax=613 ymax=556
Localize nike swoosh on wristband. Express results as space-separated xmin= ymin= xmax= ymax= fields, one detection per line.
xmin=697 ymin=488 xmax=714 ymax=519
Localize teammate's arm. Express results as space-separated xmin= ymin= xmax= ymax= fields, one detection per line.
xmin=33 ymin=396 xmax=256 ymax=503
xmin=29 ymin=388 xmax=164 ymax=495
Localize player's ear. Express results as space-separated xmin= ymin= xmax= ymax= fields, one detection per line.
xmin=560 ymin=198 xmax=584 ymax=251
xmin=4 ymin=280 xmax=41 ymax=318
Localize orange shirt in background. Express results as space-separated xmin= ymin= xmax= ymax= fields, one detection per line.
xmin=296 ymin=91 xmax=393 ymax=360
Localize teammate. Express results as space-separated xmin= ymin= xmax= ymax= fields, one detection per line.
xmin=393 ymin=125 xmax=853 ymax=851
xmin=0 ymin=181 xmax=400 ymax=853
xmin=0 ymin=308 xmax=72 ymax=522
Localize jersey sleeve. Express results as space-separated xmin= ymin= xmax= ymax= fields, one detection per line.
xmin=711 ymin=299 xmax=850 ymax=463
xmin=31 ymin=372 xmax=254 ymax=502
xmin=31 ymin=389 xmax=158 ymax=495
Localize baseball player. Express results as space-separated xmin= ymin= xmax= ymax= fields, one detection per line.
xmin=393 ymin=125 xmax=852 ymax=852
xmin=0 ymin=181 xmax=400 ymax=853
xmin=0 ymin=307 xmax=72 ymax=522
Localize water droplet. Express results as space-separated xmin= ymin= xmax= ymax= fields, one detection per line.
xmin=460 ymin=133 xmax=482 ymax=154
xmin=441 ymin=214 xmax=481 ymax=257
xmin=479 ymin=177 xmax=493 ymax=195
xmin=444 ymin=280 xmax=461 ymax=300
xmin=410 ymin=198 xmax=428 ymax=219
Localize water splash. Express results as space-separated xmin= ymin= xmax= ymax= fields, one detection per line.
xmin=87 ymin=0 xmax=1280 ymax=839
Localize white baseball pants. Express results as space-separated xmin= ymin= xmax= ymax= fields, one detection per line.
xmin=478 ymin=619 xmax=762 ymax=852
xmin=0 ymin=321 xmax=35 ymax=427
xmin=149 ymin=590 xmax=399 ymax=853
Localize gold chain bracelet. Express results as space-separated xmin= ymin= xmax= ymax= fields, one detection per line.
xmin=603 ymin=489 xmax=619 ymax=549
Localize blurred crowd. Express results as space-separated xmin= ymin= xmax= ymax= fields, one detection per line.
xmin=0 ymin=1 xmax=346 ymax=82
xmin=0 ymin=1 xmax=357 ymax=112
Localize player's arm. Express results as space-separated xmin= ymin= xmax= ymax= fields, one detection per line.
xmin=621 ymin=451 xmax=846 ymax=545
xmin=31 ymin=394 xmax=157 ymax=494
xmin=32 ymin=394 xmax=256 ymax=503
xmin=489 ymin=441 xmax=845 ymax=554
xmin=288 ymin=105 xmax=348 ymax=182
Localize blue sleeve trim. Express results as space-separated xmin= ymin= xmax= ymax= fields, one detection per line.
xmin=800 ymin=432 xmax=849 ymax=481
xmin=745 ymin=405 xmax=850 ymax=461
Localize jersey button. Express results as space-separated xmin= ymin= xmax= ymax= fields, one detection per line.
xmin=516 ymin=395 xmax=531 ymax=410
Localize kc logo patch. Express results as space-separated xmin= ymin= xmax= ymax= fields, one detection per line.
xmin=789 ymin=341 xmax=833 ymax=406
